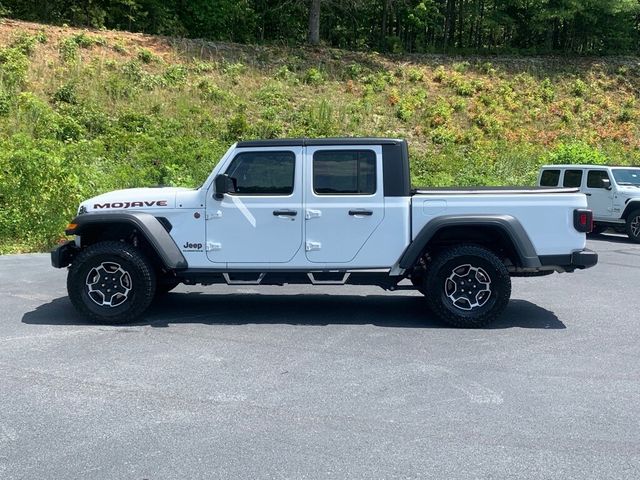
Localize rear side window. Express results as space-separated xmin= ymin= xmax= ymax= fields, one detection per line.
xmin=563 ymin=170 xmax=583 ymax=188
xmin=540 ymin=169 xmax=560 ymax=187
xmin=587 ymin=170 xmax=610 ymax=189
xmin=225 ymin=151 xmax=295 ymax=195
xmin=313 ymin=150 xmax=376 ymax=195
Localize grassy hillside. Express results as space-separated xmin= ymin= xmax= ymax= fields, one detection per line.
xmin=1 ymin=19 xmax=639 ymax=253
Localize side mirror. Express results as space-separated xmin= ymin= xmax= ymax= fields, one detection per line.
xmin=602 ymin=178 xmax=612 ymax=190
xmin=214 ymin=174 xmax=236 ymax=200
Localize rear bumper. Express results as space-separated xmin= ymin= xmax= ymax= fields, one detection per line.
xmin=539 ymin=248 xmax=598 ymax=272
xmin=51 ymin=240 xmax=78 ymax=268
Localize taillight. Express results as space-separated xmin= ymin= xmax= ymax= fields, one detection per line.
xmin=573 ymin=209 xmax=593 ymax=233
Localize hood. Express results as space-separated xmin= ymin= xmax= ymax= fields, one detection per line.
xmin=617 ymin=185 xmax=640 ymax=197
xmin=79 ymin=187 xmax=191 ymax=214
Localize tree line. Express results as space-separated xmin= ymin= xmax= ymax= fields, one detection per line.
xmin=3 ymin=0 xmax=640 ymax=54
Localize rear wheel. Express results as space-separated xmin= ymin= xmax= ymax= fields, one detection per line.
xmin=626 ymin=210 xmax=640 ymax=243
xmin=67 ymin=241 xmax=156 ymax=324
xmin=422 ymin=245 xmax=511 ymax=328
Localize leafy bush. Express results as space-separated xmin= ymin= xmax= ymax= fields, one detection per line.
xmin=540 ymin=78 xmax=555 ymax=102
xmin=0 ymin=47 xmax=29 ymax=90
xmin=163 ymin=65 xmax=188 ymax=86
xmin=406 ymin=67 xmax=424 ymax=82
xmin=571 ymin=79 xmax=588 ymax=97
xmin=71 ymin=32 xmax=105 ymax=48
xmin=433 ymin=66 xmax=447 ymax=83
xmin=304 ymin=67 xmax=325 ymax=86
xmin=137 ymin=48 xmax=159 ymax=64
xmin=112 ymin=41 xmax=128 ymax=54
xmin=11 ymin=32 xmax=40 ymax=55
xmin=396 ymin=99 xmax=414 ymax=121
xmin=52 ymin=82 xmax=78 ymax=104
xmin=197 ymin=79 xmax=229 ymax=103
xmin=547 ymin=142 xmax=608 ymax=165
xmin=226 ymin=111 xmax=249 ymax=139
xmin=59 ymin=37 xmax=79 ymax=63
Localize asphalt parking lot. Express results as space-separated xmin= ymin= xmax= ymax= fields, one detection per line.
xmin=1 ymin=235 xmax=639 ymax=479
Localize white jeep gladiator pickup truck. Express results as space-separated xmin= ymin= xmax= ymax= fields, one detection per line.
xmin=538 ymin=164 xmax=640 ymax=242
xmin=52 ymin=138 xmax=597 ymax=328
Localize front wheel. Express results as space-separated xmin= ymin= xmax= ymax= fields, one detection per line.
xmin=625 ymin=210 xmax=640 ymax=243
xmin=67 ymin=241 xmax=156 ymax=324
xmin=422 ymin=245 xmax=511 ymax=328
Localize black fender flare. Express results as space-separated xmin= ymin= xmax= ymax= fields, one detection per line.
xmin=398 ymin=214 xmax=541 ymax=269
xmin=67 ymin=212 xmax=188 ymax=270
xmin=622 ymin=200 xmax=640 ymax=220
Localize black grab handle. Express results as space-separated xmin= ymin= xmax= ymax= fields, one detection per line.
xmin=273 ymin=210 xmax=298 ymax=216
xmin=348 ymin=210 xmax=373 ymax=216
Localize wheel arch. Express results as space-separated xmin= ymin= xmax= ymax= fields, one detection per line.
xmin=67 ymin=212 xmax=187 ymax=270
xmin=621 ymin=201 xmax=640 ymax=220
xmin=399 ymin=215 xmax=541 ymax=270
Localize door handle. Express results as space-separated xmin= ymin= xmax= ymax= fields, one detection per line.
xmin=585 ymin=193 xmax=592 ymax=196
xmin=273 ymin=210 xmax=297 ymax=217
xmin=349 ymin=210 xmax=373 ymax=216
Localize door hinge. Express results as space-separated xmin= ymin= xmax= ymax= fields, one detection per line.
xmin=305 ymin=241 xmax=322 ymax=251
xmin=206 ymin=210 xmax=223 ymax=220
xmin=305 ymin=209 xmax=322 ymax=220
xmin=206 ymin=242 xmax=222 ymax=252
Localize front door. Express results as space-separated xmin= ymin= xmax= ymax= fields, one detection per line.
xmin=304 ymin=146 xmax=384 ymax=264
xmin=206 ymin=147 xmax=303 ymax=264
xmin=585 ymin=170 xmax=614 ymax=219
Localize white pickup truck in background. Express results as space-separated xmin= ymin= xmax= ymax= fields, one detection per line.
xmin=538 ymin=164 xmax=640 ymax=242
xmin=52 ymin=138 xmax=597 ymax=328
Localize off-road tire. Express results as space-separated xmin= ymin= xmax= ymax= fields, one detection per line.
xmin=422 ymin=245 xmax=511 ymax=328
xmin=625 ymin=210 xmax=640 ymax=243
xmin=67 ymin=241 xmax=156 ymax=324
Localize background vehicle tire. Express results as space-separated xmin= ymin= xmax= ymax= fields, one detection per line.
xmin=589 ymin=224 xmax=607 ymax=235
xmin=625 ymin=210 xmax=640 ymax=243
xmin=422 ymin=245 xmax=511 ymax=328
xmin=67 ymin=241 xmax=156 ymax=324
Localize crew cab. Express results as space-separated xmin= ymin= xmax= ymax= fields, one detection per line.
xmin=538 ymin=164 xmax=640 ymax=242
xmin=52 ymin=138 xmax=597 ymax=328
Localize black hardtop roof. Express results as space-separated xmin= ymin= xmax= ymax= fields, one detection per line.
xmin=236 ymin=137 xmax=405 ymax=148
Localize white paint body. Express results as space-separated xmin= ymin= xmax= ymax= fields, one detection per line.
xmin=77 ymin=145 xmax=587 ymax=270
xmin=538 ymin=165 xmax=640 ymax=224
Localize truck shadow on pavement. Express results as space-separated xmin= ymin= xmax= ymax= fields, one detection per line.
xmin=22 ymin=293 xmax=565 ymax=330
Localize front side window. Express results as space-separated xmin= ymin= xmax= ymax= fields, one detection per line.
xmin=563 ymin=170 xmax=583 ymax=188
xmin=540 ymin=169 xmax=560 ymax=187
xmin=587 ymin=170 xmax=610 ymax=189
xmin=225 ymin=151 xmax=295 ymax=195
xmin=313 ymin=150 xmax=376 ymax=195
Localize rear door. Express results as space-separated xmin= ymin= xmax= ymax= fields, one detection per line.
xmin=304 ymin=146 xmax=384 ymax=264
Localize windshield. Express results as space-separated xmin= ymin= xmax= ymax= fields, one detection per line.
xmin=612 ymin=169 xmax=640 ymax=186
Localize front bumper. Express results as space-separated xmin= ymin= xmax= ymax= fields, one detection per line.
xmin=51 ymin=240 xmax=79 ymax=268
xmin=539 ymin=248 xmax=598 ymax=272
